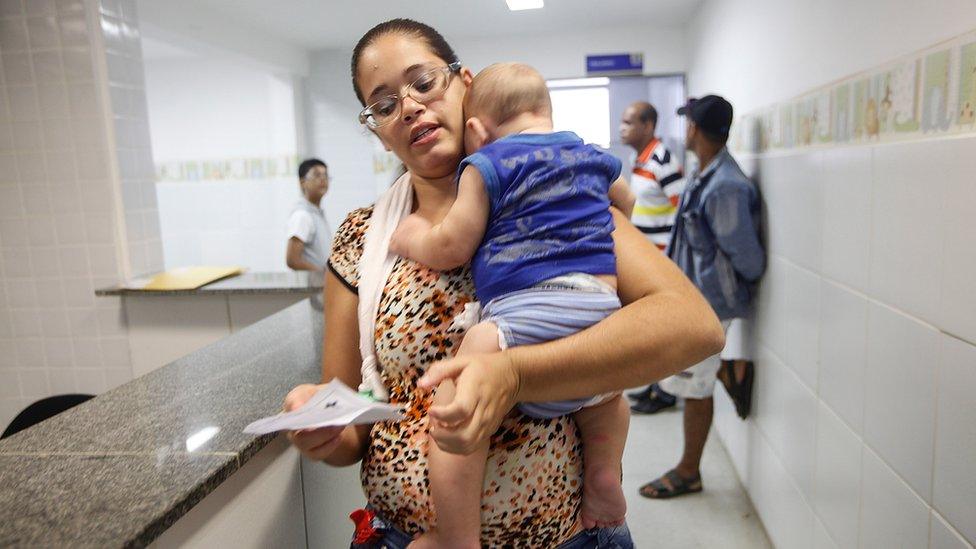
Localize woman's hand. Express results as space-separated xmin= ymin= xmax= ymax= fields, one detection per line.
xmin=283 ymin=383 xmax=345 ymax=461
xmin=418 ymin=351 xmax=520 ymax=455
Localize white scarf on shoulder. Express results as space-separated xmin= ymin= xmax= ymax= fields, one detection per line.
xmin=356 ymin=172 xmax=413 ymax=401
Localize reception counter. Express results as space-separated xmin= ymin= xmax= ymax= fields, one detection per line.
xmin=95 ymin=271 xmax=323 ymax=297
xmin=96 ymin=272 xmax=323 ymax=377
xmin=0 ymin=298 xmax=363 ymax=547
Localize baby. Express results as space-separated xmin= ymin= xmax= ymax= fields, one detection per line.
xmin=390 ymin=62 xmax=634 ymax=548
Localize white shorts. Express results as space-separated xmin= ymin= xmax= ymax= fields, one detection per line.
xmin=659 ymin=318 xmax=752 ymax=399
xmin=720 ymin=317 xmax=752 ymax=360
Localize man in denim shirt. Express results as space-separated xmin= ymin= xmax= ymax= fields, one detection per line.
xmin=640 ymin=95 xmax=766 ymax=499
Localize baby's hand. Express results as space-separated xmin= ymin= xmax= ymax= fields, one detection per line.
xmin=390 ymin=214 xmax=433 ymax=259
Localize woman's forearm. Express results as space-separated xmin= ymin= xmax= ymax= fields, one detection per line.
xmin=322 ymin=424 xmax=371 ymax=467
xmin=509 ymin=288 xmax=723 ymax=403
xmin=319 ymin=272 xmax=371 ymax=466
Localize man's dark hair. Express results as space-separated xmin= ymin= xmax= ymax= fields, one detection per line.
xmin=635 ymin=101 xmax=658 ymax=127
xmin=298 ymin=158 xmax=327 ymax=181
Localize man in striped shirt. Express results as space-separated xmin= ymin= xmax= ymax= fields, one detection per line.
xmin=620 ymin=101 xmax=682 ymax=414
xmin=619 ymin=101 xmax=685 ymax=250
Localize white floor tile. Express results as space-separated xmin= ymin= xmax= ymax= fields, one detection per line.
xmin=624 ymin=408 xmax=771 ymax=548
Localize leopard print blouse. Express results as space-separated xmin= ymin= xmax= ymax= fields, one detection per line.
xmin=328 ymin=206 xmax=583 ymax=546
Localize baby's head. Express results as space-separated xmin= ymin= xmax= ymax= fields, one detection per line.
xmin=463 ymin=62 xmax=553 ymax=154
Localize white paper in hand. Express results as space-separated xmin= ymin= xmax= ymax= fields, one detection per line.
xmin=243 ymin=379 xmax=404 ymax=435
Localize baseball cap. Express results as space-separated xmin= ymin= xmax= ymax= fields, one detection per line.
xmin=677 ymin=95 xmax=733 ymax=137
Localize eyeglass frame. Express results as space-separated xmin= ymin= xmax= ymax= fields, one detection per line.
xmin=358 ymin=61 xmax=463 ymax=129
xmin=303 ymin=171 xmax=329 ymax=182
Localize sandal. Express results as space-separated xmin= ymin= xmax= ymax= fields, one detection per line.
xmin=720 ymin=360 xmax=754 ymax=420
xmin=638 ymin=469 xmax=703 ymax=499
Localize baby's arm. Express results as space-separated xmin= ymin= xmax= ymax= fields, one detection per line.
xmin=608 ymin=175 xmax=636 ymax=218
xmin=389 ymin=165 xmax=489 ymax=271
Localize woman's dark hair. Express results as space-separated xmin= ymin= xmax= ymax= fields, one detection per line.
xmin=298 ymin=158 xmax=327 ymax=180
xmin=351 ymin=19 xmax=459 ymax=106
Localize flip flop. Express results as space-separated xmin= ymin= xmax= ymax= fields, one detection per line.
xmin=638 ymin=469 xmax=703 ymax=499
xmin=721 ymin=361 xmax=754 ymax=419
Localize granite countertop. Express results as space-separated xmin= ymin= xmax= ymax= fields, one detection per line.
xmin=0 ymin=299 xmax=323 ymax=547
xmin=95 ymin=271 xmax=324 ymax=297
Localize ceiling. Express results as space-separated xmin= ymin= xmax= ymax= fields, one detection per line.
xmin=182 ymin=0 xmax=704 ymax=50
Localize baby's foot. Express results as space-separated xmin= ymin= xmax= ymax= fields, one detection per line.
xmin=581 ymin=464 xmax=627 ymax=529
xmin=407 ymin=529 xmax=479 ymax=549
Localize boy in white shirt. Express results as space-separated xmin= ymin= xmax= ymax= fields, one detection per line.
xmin=286 ymin=158 xmax=332 ymax=272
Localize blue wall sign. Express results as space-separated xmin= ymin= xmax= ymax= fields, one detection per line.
xmin=586 ymin=53 xmax=644 ymax=75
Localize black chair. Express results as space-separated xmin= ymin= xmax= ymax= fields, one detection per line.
xmin=1 ymin=394 xmax=94 ymax=439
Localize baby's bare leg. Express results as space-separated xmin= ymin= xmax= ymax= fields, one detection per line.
xmin=573 ymin=394 xmax=630 ymax=529
xmin=415 ymin=322 xmax=500 ymax=548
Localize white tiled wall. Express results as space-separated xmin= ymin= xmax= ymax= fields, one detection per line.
xmin=860 ymin=445 xmax=930 ymax=549
xmin=813 ymin=403 xmax=862 ymax=548
xmin=155 ymin=179 xmax=302 ymax=272
xmin=143 ymin=55 xmax=302 ymax=271
xmin=0 ymin=0 xmax=159 ymax=430
xmin=715 ymin=136 xmax=976 ymax=548
xmin=933 ymin=335 xmax=976 ymax=544
xmin=931 ymin=512 xmax=972 ymax=549
xmin=304 ymin=48 xmax=380 ymax=225
xmin=868 ymin=141 xmax=946 ymax=327
xmin=97 ymin=0 xmax=160 ymax=276
xmin=864 ymin=302 xmax=938 ymax=500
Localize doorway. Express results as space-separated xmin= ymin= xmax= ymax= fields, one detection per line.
xmin=548 ymin=74 xmax=687 ymax=175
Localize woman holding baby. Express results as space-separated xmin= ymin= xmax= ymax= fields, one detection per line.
xmin=284 ymin=18 xmax=724 ymax=548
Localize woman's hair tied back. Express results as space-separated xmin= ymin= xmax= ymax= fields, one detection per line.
xmin=351 ymin=18 xmax=459 ymax=106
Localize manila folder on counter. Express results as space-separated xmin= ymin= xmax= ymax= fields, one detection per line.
xmin=243 ymin=379 xmax=404 ymax=435
xmin=139 ymin=266 xmax=244 ymax=291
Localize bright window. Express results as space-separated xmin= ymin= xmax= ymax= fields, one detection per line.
xmin=548 ymin=81 xmax=610 ymax=148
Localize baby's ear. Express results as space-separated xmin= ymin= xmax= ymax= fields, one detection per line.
xmin=459 ymin=66 xmax=475 ymax=87
xmin=465 ymin=117 xmax=490 ymax=149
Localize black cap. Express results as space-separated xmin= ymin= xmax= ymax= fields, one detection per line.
xmin=677 ymin=95 xmax=733 ymax=137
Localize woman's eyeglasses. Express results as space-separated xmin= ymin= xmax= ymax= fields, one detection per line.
xmin=358 ymin=61 xmax=462 ymax=129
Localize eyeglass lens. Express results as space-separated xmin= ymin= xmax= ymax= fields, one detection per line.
xmin=363 ymin=66 xmax=452 ymax=128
